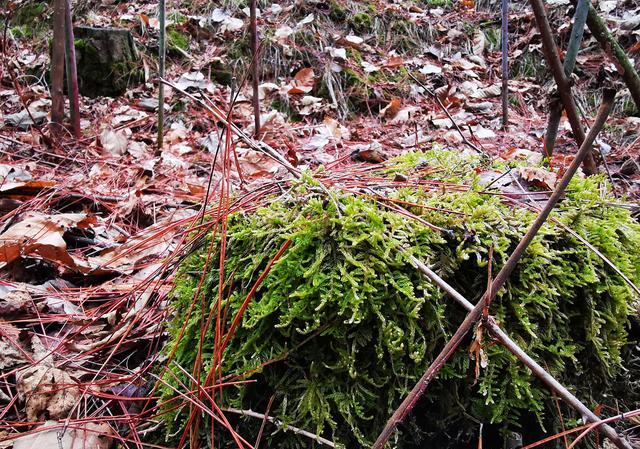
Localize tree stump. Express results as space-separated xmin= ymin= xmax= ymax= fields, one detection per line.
xmin=73 ymin=26 xmax=143 ymax=97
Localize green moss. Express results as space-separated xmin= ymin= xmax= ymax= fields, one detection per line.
xmin=329 ymin=0 xmax=348 ymax=21
xmin=483 ymin=26 xmax=500 ymax=52
xmin=167 ymin=27 xmax=189 ymax=52
xmin=161 ymin=150 xmax=640 ymax=449
xmin=11 ymin=2 xmax=48 ymax=38
xmin=351 ymin=12 xmax=373 ymax=33
xmin=14 ymin=2 xmax=47 ymax=25
xmin=426 ymin=0 xmax=452 ymax=6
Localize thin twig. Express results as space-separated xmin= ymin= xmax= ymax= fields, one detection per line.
xmin=501 ymin=0 xmax=509 ymax=129
xmin=224 ymin=407 xmax=336 ymax=447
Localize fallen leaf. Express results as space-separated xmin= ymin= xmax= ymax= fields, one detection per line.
xmin=351 ymin=142 xmax=387 ymax=163
xmin=0 ymin=213 xmax=95 ymax=270
xmin=518 ymin=166 xmax=557 ymax=189
xmin=472 ymin=124 xmax=497 ymax=139
xmin=287 ymin=68 xmax=315 ymax=94
xmin=16 ymin=339 xmax=81 ymax=421
xmin=11 ymin=421 xmax=112 ymax=449
xmin=99 ymin=129 xmax=128 ymax=156
xmin=84 ymin=227 xmax=175 ymax=275
xmin=379 ymin=98 xmax=402 ymax=120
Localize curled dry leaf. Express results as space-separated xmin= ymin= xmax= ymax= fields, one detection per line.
xmin=518 ymin=166 xmax=557 ymax=189
xmin=0 ymin=213 xmax=96 ymax=270
xmin=99 ymin=129 xmax=128 ymax=156
xmin=379 ymin=98 xmax=402 ymax=120
xmin=83 ymin=227 xmax=175 ymax=275
xmin=0 ymin=320 xmax=25 ymax=369
xmin=287 ymin=68 xmax=315 ymax=94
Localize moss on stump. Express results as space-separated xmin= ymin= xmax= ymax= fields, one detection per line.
xmin=73 ymin=26 xmax=143 ymax=98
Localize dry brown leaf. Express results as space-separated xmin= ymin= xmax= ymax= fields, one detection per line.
xmin=0 ymin=320 xmax=25 ymax=369
xmin=287 ymin=68 xmax=315 ymax=94
xmin=472 ymin=30 xmax=485 ymax=58
xmin=83 ymin=228 xmax=174 ymax=275
xmin=379 ymin=98 xmax=402 ymax=120
xmin=518 ymin=166 xmax=557 ymax=190
xmin=11 ymin=421 xmax=112 ymax=449
xmin=0 ymin=213 xmax=95 ymax=270
xmin=17 ymin=355 xmax=81 ymax=421
xmin=99 ymin=129 xmax=128 ymax=156
xmin=382 ymin=56 xmax=404 ymax=69
xmin=471 ymin=84 xmax=501 ymax=99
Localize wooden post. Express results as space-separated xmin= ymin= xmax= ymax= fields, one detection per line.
xmin=51 ymin=0 xmax=66 ymax=134
xmin=157 ymin=0 xmax=166 ymax=153
xmin=250 ymin=0 xmax=260 ymax=137
xmin=64 ymin=0 xmax=81 ymax=138
xmin=501 ymin=0 xmax=509 ymax=129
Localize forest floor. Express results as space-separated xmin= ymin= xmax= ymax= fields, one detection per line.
xmin=0 ymin=0 xmax=639 ymax=447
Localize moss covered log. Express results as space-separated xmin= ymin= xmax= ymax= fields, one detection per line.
xmin=161 ymin=150 xmax=640 ymax=449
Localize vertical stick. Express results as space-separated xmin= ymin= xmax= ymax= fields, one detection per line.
xmin=51 ymin=0 xmax=66 ymax=134
xmin=544 ymin=0 xmax=589 ymax=158
xmin=577 ymin=0 xmax=640 ymax=112
xmin=501 ymin=0 xmax=509 ymax=129
xmin=64 ymin=0 xmax=81 ymax=138
xmin=157 ymin=0 xmax=166 ymax=153
xmin=529 ymin=0 xmax=597 ymax=174
xmin=250 ymin=0 xmax=260 ymax=137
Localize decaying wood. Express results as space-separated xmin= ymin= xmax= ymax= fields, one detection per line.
xmin=371 ymin=89 xmax=629 ymax=449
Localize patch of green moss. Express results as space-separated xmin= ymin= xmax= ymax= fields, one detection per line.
xmin=328 ymin=0 xmax=348 ymax=21
xmin=351 ymin=12 xmax=373 ymax=33
xmin=11 ymin=2 xmax=48 ymax=38
xmin=167 ymin=27 xmax=189 ymax=52
xmin=161 ymin=150 xmax=640 ymax=448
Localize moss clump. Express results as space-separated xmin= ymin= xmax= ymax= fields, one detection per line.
xmin=329 ymin=0 xmax=348 ymax=21
xmin=162 ymin=150 xmax=640 ymax=449
xmin=351 ymin=12 xmax=373 ymax=33
xmin=11 ymin=2 xmax=48 ymax=38
xmin=167 ymin=26 xmax=189 ymax=52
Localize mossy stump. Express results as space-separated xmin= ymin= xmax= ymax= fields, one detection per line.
xmin=161 ymin=151 xmax=640 ymax=449
xmin=73 ymin=26 xmax=143 ymax=97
